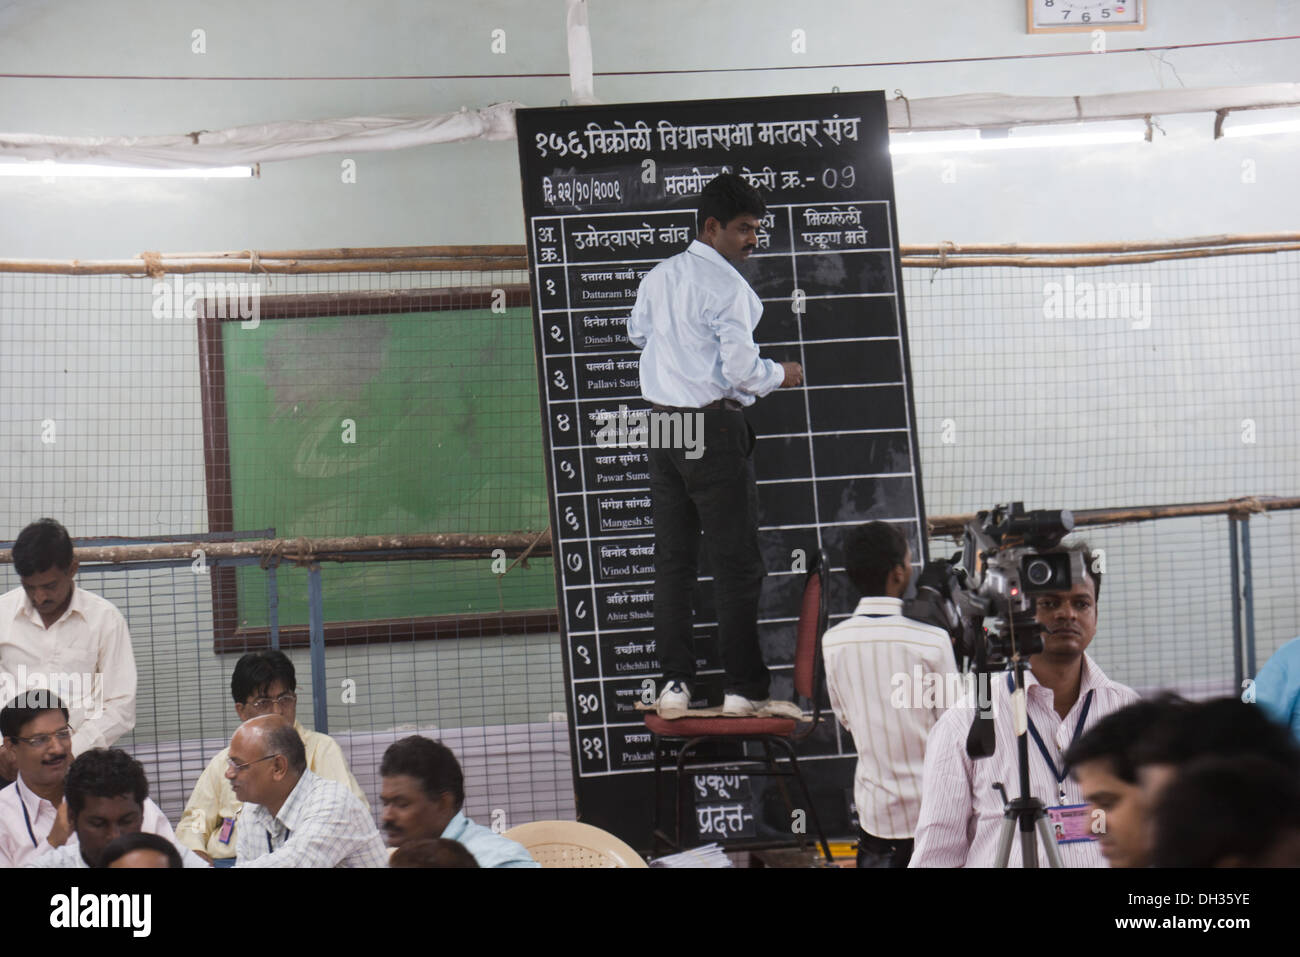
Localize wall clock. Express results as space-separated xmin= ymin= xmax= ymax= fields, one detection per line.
xmin=1026 ymin=1 xmax=1146 ymax=33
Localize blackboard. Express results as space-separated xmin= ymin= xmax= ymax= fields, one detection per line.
xmin=516 ymin=91 xmax=927 ymax=851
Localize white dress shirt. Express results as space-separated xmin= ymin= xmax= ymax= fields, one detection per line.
xmin=234 ymin=769 xmax=388 ymax=868
xmin=0 ymin=773 xmax=182 ymax=867
xmin=910 ymin=653 xmax=1139 ymax=868
xmin=626 ymin=239 xmax=785 ymax=408
xmin=822 ymin=596 xmax=957 ymax=839
xmin=0 ymin=584 xmax=137 ymax=755
xmin=25 ymin=838 xmax=209 ymax=868
xmin=0 ymin=775 xmax=61 ymax=867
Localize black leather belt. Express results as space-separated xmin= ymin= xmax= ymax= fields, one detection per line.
xmin=651 ymin=398 xmax=744 ymax=413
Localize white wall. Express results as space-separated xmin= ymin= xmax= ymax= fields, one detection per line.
xmin=1 ymin=0 xmax=1298 ymax=256
xmin=1 ymin=2 xmax=1297 ymax=793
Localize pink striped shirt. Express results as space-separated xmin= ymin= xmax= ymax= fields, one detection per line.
xmin=910 ymin=653 xmax=1138 ymax=868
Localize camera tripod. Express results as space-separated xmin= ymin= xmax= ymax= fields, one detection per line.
xmin=990 ymin=656 xmax=1063 ymax=868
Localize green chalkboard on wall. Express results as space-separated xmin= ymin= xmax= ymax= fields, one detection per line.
xmin=198 ymin=287 xmax=558 ymax=650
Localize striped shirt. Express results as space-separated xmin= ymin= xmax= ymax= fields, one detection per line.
xmin=822 ymin=596 xmax=957 ymax=839
xmin=910 ymin=653 xmax=1139 ymax=868
xmin=626 ymin=240 xmax=785 ymax=408
xmin=176 ymin=721 xmax=367 ymax=860
xmin=234 ymin=769 xmax=387 ymax=868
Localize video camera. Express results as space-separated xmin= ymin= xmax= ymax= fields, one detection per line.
xmin=905 ymin=502 xmax=1085 ymax=671
xmin=904 ymin=503 xmax=1087 ymax=761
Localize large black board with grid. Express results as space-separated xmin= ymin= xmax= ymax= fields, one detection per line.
xmin=516 ymin=91 xmax=928 ymax=852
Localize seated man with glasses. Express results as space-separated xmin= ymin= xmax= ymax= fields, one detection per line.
xmin=177 ymin=650 xmax=366 ymax=864
xmin=24 ymin=747 xmax=208 ymax=868
xmin=230 ymin=714 xmax=387 ymax=868
xmin=0 ymin=692 xmax=182 ymax=866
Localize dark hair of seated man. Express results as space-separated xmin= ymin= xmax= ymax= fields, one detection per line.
xmin=1150 ymin=754 xmax=1300 ymax=867
xmin=390 ymin=838 xmax=480 ymax=868
xmin=1131 ymin=696 xmax=1300 ymax=773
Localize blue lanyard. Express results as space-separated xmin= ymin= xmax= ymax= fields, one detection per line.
xmin=20 ymin=797 xmax=38 ymax=849
xmin=1006 ymin=671 xmax=1094 ymax=801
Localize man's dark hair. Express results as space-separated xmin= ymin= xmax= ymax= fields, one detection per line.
xmin=381 ymin=736 xmax=464 ymax=808
xmin=390 ymin=837 xmax=479 ymax=868
xmin=65 ymin=749 xmax=149 ymax=820
xmin=12 ymin=518 xmax=74 ymax=577
xmin=844 ymin=522 xmax=910 ymax=597
xmin=0 ymin=691 xmax=69 ymax=740
xmin=1150 ymin=755 xmax=1300 ymax=867
xmin=697 ymin=173 xmax=766 ymax=233
xmin=231 ymin=650 xmax=297 ymax=704
xmin=1063 ymin=693 xmax=1190 ymax=782
xmin=99 ymin=831 xmax=184 ymax=869
xmin=1131 ymin=696 xmax=1300 ymax=773
xmin=266 ymin=722 xmax=307 ymax=774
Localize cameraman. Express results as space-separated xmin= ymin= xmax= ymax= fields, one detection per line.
xmin=822 ymin=522 xmax=957 ymax=868
xmin=910 ymin=544 xmax=1138 ymax=867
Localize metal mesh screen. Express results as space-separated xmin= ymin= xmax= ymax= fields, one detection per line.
xmin=1 ymin=248 xmax=1295 ymax=824
xmin=904 ymin=253 xmax=1300 ymax=694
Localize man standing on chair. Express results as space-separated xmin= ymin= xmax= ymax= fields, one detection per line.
xmin=627 ymin=173 xmax=803 ymax=716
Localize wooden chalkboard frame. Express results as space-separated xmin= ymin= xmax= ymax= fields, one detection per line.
xmin=197 ymin=286 xmax=560 ymax=653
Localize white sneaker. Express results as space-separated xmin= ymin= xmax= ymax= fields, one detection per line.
xmin=657 ymin=681 xmax=691 ymax=711
xmin=723 ymin=693 xmax=771 ymax=716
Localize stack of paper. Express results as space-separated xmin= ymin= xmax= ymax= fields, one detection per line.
xmin=648 ymin=843 xmax=733 ymax=868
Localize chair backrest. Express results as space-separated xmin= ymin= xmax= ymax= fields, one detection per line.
xmin=793 ymin=549 xmax=830 ymax=702
xmin=502 ymin=820 xmax=649 ymax=868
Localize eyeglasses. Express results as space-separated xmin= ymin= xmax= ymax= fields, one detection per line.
xmin=226 ymin=754 xmax=278 ymax=774
xmin=246 ymin=692 xmax=297 ymax=712
xmin=12 ymin=727 xmax=73 ymax=749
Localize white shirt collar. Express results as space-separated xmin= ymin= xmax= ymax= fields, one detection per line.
xmin=852 ymin=596 xmax=904 ymax=616
xmin=15 ymin=773 xmax=57 ymax=819
xmin=686 ymin=239 xmax=742 ymax=276
xmin=272 ymin=768 xmax=318 ymax=831
xmin=1023 ymin=652 xmax=1106 ymax=696
xmin=19 ymin=583 xmax=84 ymax=628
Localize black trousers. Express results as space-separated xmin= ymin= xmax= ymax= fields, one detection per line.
xmin=648 ymin=409 xmax=769 ymax=701
xmin=857 ymin=828 xmax=914 ymax=868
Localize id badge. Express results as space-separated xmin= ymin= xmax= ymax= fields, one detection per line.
xmin=218 ymin=816 xmax=236 ymax=845
xmin=1047 ymin=803 xmax=1096 ymax=844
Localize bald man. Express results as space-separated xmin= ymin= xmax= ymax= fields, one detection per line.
xmin=229 ymin=715 xmax=386 ymax=868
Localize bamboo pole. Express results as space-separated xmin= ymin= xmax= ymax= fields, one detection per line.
xmin=900 ymin=233 xmax=1300 ymax=254
xmin=926 ymin=496 xmax=1299 ymax=539
xmin=0 ymin=530 xmax=553 ymax=565
xmin=902 ymin=243 xmax=1300 ymax=269
xmin=1 ymin=496 xmax=1294 ymax=564
xmin=158 ymin=245 xmax=527 ymax=260
xmin=0 ymin=256 xmax=529 ymax=276
xmin=4 ymin=235 xmax=1300 ymax=276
